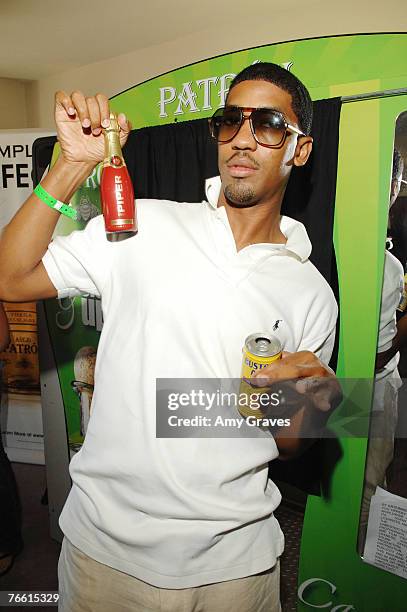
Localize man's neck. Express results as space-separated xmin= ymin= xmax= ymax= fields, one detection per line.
xmin=217 ymin=195 xmax=286 ymax=252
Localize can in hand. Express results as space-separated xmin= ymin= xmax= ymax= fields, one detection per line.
xmin=239 ymin=333 xmax=282 ymax=418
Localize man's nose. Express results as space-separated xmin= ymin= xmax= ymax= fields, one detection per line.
xmin=232 ymin=116 xmax=257 ymax=149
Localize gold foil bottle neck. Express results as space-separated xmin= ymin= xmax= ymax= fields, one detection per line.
xmin=105 ymin=112 xmax=119 ymax=133
xmin=103 ymin=111 xmax=123 ymax=163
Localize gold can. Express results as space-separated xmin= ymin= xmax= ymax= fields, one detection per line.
xmin=0 ymin=302 xmax=40 ymax=395
xmin=239 ymin=333 xmax=282 ymax=418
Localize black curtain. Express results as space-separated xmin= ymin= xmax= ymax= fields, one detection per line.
xmin=124 ymin=119 xmax=218 ymax=204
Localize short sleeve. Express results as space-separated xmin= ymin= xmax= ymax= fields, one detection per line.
xmin=42 ymin=215 xmax=110 ymax=299
xmin=378 ymin=251 xmax=405 ymax=351
xmin=296 ymin=281 xmax=338 ymax=366
xmin=298 ymin=325 xmax=337 ymax=365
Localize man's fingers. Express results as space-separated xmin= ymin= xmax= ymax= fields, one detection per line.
xmin=86 ymin=96 xmax=102 ymax=136
xmin=251 ymin=351 xmax=331 ymax=384
xmin=249 ymin=376 xmax=271 ymax=388
xmin=248 ymin=350 xmax=342 ymax=417
xmin=71 ymin=91 xmax=91 ymax=128
xmin=118 ymin=113 xmax=132 ymax=134
xmin=251 ymin=363 xmax=327 ymax=384
xmin=295 ymin=376 xmax=330 ymax=394
xmin=295 ymin=377 xmax=342 ymax=411
xmin=54 ymin=90 xmax=129 ymax=140
xmin=96 ymin=93 xmax=110 ymax=129
xmin=117 ymin=113 xmax=132 ymax=147
xmin=55 ymin=91 xmax=76 ymax=117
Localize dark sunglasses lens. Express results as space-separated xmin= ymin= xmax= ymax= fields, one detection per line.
xmin=252 ymin=109 xmax=286 ymax=146
xmin=210 ymin=108 xmax=242 ymax=142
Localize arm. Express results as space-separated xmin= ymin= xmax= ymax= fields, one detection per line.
xmin=0 ymin=92 xmax=130 ymax=303
xmin=375 ymin=312 xmax=407 ymax=371
xmin=0 ymin=303 xmax=10 ymax=352
xmin=0 ymin=158 xmax=94 ymax=301
xmin=251 ymin=351 xmax=342 ymax=460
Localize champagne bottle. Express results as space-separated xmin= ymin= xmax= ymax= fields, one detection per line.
xmin=100 ymin=112 xmax=137 ymax=240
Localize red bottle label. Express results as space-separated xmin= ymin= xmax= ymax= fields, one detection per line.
xmin=100 ymin=165 xmax=137 ymax=233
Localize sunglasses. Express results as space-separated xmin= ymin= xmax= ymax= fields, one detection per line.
xmin=209 ymin=106 xmax=305 ymax=148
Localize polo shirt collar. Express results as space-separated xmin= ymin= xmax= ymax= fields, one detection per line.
xmin=205 ymin=176 xmax=312 ymax=262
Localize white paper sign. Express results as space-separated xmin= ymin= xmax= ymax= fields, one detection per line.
xmin=364 ymin=486 xmax=407 ymax=579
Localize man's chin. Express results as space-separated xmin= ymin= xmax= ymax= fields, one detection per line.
xmin=223 ymin=183 xmax=257 ymax=208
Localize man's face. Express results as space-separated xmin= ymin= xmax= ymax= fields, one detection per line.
xmin=217 ymin=80 xmax=311 ymax=208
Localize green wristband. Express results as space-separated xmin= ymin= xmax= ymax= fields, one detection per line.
xmin=34 ymin=184 xmax=77 ymax=220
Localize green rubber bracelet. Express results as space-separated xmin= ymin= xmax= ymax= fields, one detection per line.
xmin=34 ymin=184 xmax=77 ymax=220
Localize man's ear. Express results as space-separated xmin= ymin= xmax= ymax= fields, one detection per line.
xmin=293 ymin=136 xmax=313 ymax=167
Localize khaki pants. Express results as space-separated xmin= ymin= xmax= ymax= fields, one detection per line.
xmin=58 ymin=538 xmax=281 ymax=612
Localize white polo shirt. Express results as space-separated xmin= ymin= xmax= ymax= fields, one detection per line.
xmin=376 ymin=250 xmax=404 ymax=379
xmin=42 ymin=176 xmax=337 ymax=588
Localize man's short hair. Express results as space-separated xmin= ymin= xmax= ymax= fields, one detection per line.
xmin=227 ymin=62 xmax=313 ymax=136
xmin=393 ymin=149 xmax=404 ymax=181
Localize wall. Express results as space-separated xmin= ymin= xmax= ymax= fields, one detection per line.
xmin=0 ymin=78 xmax=32 ymax=129
xmin=27 ymin=0 xmax=404 ymax=128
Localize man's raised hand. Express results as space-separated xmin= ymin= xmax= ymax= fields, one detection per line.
xmin=54 ymin=91 xmax=131 ymax=165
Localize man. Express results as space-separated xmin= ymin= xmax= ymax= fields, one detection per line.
xmin=389 ymin=150 xmax=407 ymax=272
xmin=358 ymin=149 xmax=407 ymax=553
xmin=0 ymin=63 xmax=339 ymax=611
xmin=377 ymin=150 xmax=406 ymax=372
